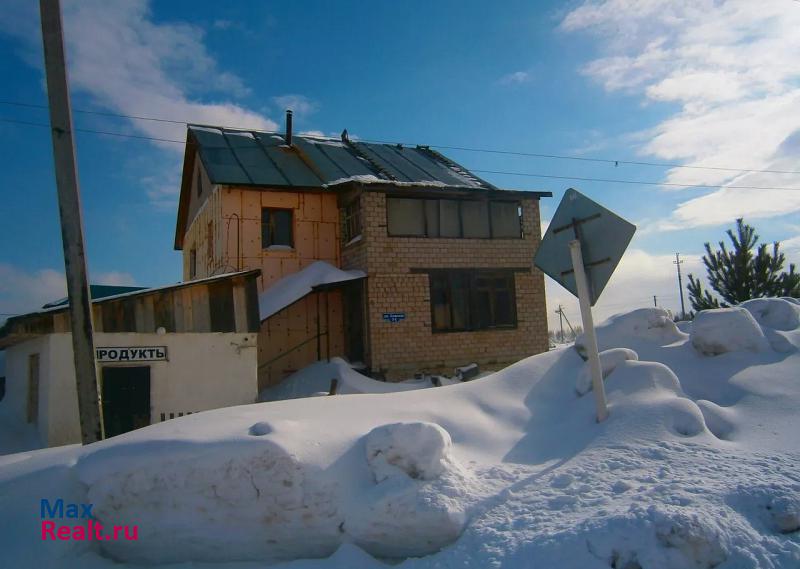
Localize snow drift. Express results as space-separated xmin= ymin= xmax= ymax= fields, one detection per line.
xmin=1 ymin=300 xmax=799 ymax=568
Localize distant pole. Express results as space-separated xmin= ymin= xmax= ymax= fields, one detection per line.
xmin=674 ymin=253 xmax=686 ymax=319
xmin=556 ymin=305 xmax=564 ymax=343
xmin=40 ymin=0 xmax=104 ymax=443
xmin=568 ymin=239 xmax=608 ymax=422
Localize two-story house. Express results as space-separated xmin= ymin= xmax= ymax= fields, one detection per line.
xmin=174 ymin=115 xmax=551 ymax=389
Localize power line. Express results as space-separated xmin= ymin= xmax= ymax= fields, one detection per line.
xmin=0 ymin=116 xmax=186 ymax=144
xmin=2 ymin=98 xmax=799 ymax=176
xmin=3 ymin=116 xmax=800 ymax=192
xmin=468 ymin=168 xmax=800 ymax=192
xmin=362 ymin=138 xmax=800 ymax=176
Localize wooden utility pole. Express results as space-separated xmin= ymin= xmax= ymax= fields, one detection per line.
xmin=674 ymin=253 xmax=686 ymax=319
xmin=40 ymin=0 xmax=104 ymax=443
xmin=555 ymin=304 xmax=564 ymax=343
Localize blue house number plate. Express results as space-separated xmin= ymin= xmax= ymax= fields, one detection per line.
xmin=382 ymin=312 xmax=406 ymax=323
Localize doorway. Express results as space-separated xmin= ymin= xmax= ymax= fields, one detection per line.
xmin=101 ymin=366 xmax=151 ymax=438
xmin=342 ymin=281 xmax=366 ymax=364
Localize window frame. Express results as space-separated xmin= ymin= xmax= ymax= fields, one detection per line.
xmin=386 ymin=197 xmax=522 ymax=239
xmin=428 ymin=269 xmax=518 ymax=333
xmin=261 ymin=207 xmax=294 ymax=249
xmin=342 ymin=197 xmax=362 ymax=244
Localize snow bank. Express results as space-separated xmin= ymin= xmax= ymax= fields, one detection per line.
xmin=260 ymin=358 xmax=428 ymax=401
xmin=348 ymin=422 xmax=469 ymax=558
xmin=575 ymin=347 xmax=638 ymax=396
xmin=691 ymin=307 xmax=770 ymax=356
xmin=365 ymin=422 xmax=452 ymax=482
xmin=259 ymin=261 xmax=365 ymax=321
xmin=576 ymin=307 xmax=686 ymax=354
xmin=741 ymin=298 xmax=800 ymax=331
xmin=1 ymin=301 xmax=800 ymax=568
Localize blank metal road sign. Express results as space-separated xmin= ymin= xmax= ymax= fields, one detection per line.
xmin=534 ymin=188 xmax=636 ymax=306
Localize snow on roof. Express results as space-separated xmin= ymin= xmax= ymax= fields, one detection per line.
xmin=258 ymin=261 xmax=365 ymax=321
xmin=322 ymin=175 xmax=449 ymax=188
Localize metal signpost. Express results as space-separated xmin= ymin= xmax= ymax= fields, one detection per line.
xmin=534 ymin=188 xmax=636 ymax=422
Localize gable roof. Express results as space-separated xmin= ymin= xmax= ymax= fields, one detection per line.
xmin=187 ymin=125 xmax=496 ymax=191
xmin=175 ymin=126 xmax=552 ymax=249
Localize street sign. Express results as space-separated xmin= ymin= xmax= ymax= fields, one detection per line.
xmin=382 ymin=312 xmax=406 ymax=323
xmin=534 ymin=188 xmax=636 ymax=306
xmin=534 ymin=188 xmax=636 ymax=423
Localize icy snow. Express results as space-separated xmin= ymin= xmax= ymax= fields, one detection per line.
xmin=1 ymin=301 xmax=800 ymax=568
xmin=258 ymin=261 xmax=365 ymax=321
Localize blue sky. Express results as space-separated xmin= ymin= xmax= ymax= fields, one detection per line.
xmin=1 ymin=0 xmax=799 ymax=328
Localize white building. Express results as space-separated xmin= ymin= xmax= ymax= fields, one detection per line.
xmin=0 ymin=270 xmax=261 ymax=447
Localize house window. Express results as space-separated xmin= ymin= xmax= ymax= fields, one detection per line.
xmin=189 ymin=248 xmax=197 ymax=279
xmin=387 ymin=198 xmax=521 ymax=239
xmin=343 ymin=198 xmax=362 ymax=243
xmin=429 ymin=270 xmax=517 ymax=332
xmin=262 ymin=208 xmax=293 ymax=248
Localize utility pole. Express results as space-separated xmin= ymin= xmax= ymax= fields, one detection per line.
xmin=674 ymin=253 xmax=686 ymax=319
xmin=555 ymin=304 xmax=564 ymax=343
xmin=40 ymin=0 xmax=104 ymax=443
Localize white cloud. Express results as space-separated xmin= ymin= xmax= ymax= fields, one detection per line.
xmin=212 ymin=19 xmax=235 ymax=31
xmin=272 ymin=94 xmax=319 ymax=116
xmin=0 ymin=264 xmax=66 ymax=319
xmin=0 ymin=0 xmax=279 ymax=208
xmin=94 ymin=271 xmax=137 ymax=287
xmin=499 ymin=71 xmax=531 ymax=85
xmin=562 ymin=0 xmax=800 ymax=229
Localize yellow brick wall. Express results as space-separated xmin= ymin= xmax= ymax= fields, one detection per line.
xmin=353 ymin=191 xmax=549 ymax=379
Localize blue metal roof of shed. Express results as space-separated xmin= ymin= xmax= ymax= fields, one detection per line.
xmin=187 ymin=125 xmax=495 ymax=190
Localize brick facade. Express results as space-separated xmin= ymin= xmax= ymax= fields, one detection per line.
xmin=342 ymin=190 xmax=549 ymax=380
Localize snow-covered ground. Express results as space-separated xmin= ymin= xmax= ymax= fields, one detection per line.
xmin=1 ymin=299 xmax=799 ymax=568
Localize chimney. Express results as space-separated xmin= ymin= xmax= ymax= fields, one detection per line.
xmin=285 ymin=109 xmax=293 ymax=146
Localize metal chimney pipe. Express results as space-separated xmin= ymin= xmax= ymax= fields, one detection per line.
xmin=285 ymin=109 xmax=293 ymax=146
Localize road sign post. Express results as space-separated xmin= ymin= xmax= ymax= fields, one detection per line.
xmin=534 ymin=188 xmax=636 ymax=423
xmin=568 ymin=239 xmax=608 ymax=422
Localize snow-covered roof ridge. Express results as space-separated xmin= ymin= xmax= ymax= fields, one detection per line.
xmin=258 ymin=261 xmax=366 ymax=321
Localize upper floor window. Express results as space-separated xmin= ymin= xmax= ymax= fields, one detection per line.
xmin=262 ymin=208 xmax=293 ymax=248
xmin=386 ymin=197 xmax=521 ymax=239
xmin=343 ymin=198 xmax=362 ymax=244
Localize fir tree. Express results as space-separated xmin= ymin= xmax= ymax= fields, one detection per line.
xmin=687 ymin=219 xmax=800 ymax=311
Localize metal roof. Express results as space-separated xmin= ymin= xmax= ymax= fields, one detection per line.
xmin=41 ymin=285 xmax=147 ymax=308
xmin=188 ymin=125 xmax=496 ymax=190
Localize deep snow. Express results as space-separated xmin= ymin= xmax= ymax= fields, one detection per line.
xmin=1 ymin=300 xmax=799 ymax=568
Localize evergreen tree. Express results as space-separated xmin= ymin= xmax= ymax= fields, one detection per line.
xmin=687 ymin=219 xmax=800 ymax=311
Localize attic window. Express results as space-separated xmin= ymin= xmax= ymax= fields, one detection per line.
xmin=262 ymin=208 xmax=293 ymax=248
